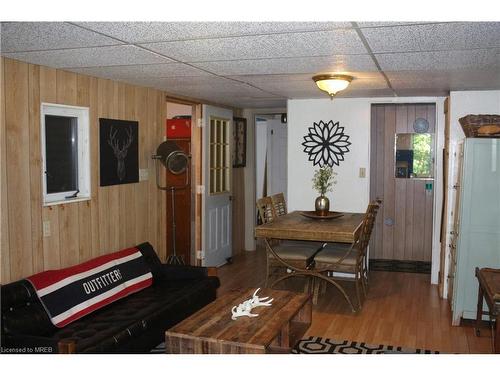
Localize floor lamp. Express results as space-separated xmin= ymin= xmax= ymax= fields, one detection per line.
xmin=152 ymin=140 xmax=191 ymax=265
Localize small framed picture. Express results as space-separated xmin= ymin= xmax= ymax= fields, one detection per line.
xmin=99 ymin=118 xmax=139 ymax=186
xmin=233 ymin=117 xmax=246 ymax=168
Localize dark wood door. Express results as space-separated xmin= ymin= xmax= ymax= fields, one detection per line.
xmin=166 ymin=139 xmax=191 ymax=264
xmin=369 ymin=103 xmax=436 ymax=262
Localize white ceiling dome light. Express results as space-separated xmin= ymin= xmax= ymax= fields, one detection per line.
xmin=313 ymin=74 xmax=353 ymax=98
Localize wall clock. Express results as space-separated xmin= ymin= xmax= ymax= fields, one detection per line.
xmin=413 ymin=117 xmax=429 ymax=133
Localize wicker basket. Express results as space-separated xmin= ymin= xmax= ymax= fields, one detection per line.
xmin=458 ymin=114 xmax=500 ymax=138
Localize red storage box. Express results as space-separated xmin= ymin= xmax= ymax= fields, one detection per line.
xmin=166 ymin=118 xmax=191 ymax=139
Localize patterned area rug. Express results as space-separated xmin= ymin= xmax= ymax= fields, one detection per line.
xmin=151 ymin=336 xmax=439 ymax=354
xmin=293 ymin=336 xmax=439 ymax=354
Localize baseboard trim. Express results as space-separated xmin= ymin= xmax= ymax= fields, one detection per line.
xmin=369 ymin=259 xmax=431 ymax=274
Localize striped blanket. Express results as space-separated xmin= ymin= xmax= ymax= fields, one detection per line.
xmin=26 ymin=247 xmax=153 ymax=327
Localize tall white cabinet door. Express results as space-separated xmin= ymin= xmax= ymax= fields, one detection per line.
xmin=452 ymin=139 xmax=500 ymax=323
xmin=202 ymin=105 xmax=233 ymax=267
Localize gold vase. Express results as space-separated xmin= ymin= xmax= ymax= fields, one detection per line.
xmin=315 ymin=195 xmax=330 ymax=216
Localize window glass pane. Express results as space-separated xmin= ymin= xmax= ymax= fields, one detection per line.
xmin=216 ymin=144 xmax=221 ymax=168
xmin=215 ymin=169 xmax=220 ymax=193
xmin=217 ymin=120 xmax=223 ymax=144
xmin=210 ymin=143 xmax=215 ymax=169
xmin=395 ymin=133 xmax=434 ymax=179
xmin=412 ymin=134 xmax=433 ymax=177
xmin=45 ymin=115 xmax=78 ymax=193
xmin=224 ymin=168 xmax=229 ymax=191
xmin=210 ymin=169 xmax=215 ymax=193
xmin=209 ymin=117 xmax=231 ymax=194
xmin=210 ymin=119 xmax=215 ymax=143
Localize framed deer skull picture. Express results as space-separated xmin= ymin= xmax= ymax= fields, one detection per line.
xmin=99 ymin=118 xmax=139 ymax=186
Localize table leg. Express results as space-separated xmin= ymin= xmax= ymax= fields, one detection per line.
xmin=495 ymin=317 xmax=500 ymax=354
xmin=264 ymin=238 xmax=357 ymax=312
xmin=475 ymin=284 xmax=484 ymax=337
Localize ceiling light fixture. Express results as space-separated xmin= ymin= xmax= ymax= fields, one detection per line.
xmin=312 ymin=74 xmax=353 ymax=98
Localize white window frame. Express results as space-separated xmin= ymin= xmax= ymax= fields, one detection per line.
xmin=41 ymin=103 xmax=90 ymax=206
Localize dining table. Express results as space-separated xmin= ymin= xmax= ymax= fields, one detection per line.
xmin=254 ymin=210 xmax=365 ymax=311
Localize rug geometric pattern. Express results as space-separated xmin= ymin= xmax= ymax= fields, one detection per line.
xmin=292 ymin=336 xmax=439 ymax=354
xmin=152 ymin=336 xmax=439 ymax=354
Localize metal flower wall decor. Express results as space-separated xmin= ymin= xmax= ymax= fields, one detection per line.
xmin=302 ymin=120 xmax=351 ymax=167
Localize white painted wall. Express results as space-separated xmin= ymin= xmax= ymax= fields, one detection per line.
xmin=287 ymin=96 xmax=446 ymax=284
xmin=449 ymin=91 xmax=500 ymax=142
xmin=441 ymin=90 xmax=500 ymax=298
xmin=288 ymin=98 xmax=372 ymax=213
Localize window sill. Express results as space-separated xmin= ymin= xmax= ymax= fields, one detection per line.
xmin=43 ymin=196 xmax=91 ymax=207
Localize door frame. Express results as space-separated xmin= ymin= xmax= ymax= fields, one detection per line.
xmin=164 ymin=96 xmax=202 ymax=266
xmin=246 ymin=109 xmax=287 ymax=252
xmin=368 ymin=98 xmax=446 ymax=285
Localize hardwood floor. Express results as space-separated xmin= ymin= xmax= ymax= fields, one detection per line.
xmin=217 ymin=246 xmax=493 ymax=353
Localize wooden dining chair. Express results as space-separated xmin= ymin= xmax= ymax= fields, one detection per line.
xmin=256 ymin=196 xmax=324 ymax=288
xmin=311 ymin=201 xmax=381 ymax=310
xmin=271 ymin=192 xmax=287 ymax=217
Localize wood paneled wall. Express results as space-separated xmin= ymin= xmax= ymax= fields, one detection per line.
xmin=0 ymin=57 xmax=167 ymax=284
xmin=370 ymin=103 xmax=436 ymax=262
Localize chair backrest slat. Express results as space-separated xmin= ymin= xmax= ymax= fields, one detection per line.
xmin=256 ymin=196 xmax=276 ymax=224
xmin=271 ymin=193 xmax=287 ymax=217
xmin=354 ymin=200 xmax=381 ymax=255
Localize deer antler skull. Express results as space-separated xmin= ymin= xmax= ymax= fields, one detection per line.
xmin=108 ymin=126 xmax=134 ymax=181
xmin=231 ymin=288 xmax=273 ymax=320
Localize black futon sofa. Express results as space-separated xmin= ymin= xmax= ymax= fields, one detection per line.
xmin=0 ymin=242 xmax=220 ymax=353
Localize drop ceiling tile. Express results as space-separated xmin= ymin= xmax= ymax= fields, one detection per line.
xmin=230 ymin=73 xmax=315 ymax=83
xmin=356 ymin=21 xmax=441 ymax=28
xmin=140 ymin=29 xmax=366 ymax=62
xmin=3 ymin=45 xmax=171 ymax=68
xmin=228 ymin=99 xmax=287 ymax=109
xmin=362 ymin=22 xmax=500 ymax=53
xmin=67 ymin=63 xmax=209 ymax=80
xmin=125 ymin=75 xmax=235 ymax=88
xmin=233 ymin=72 xmax=388 ymax=90
xmin=162 ymin=82 xmax=277 ymax=99
xmin=77 ymin=22 xmax=351 ymax=43
xmin=0 ymin=22 xmax=122 ymax=52
xmin=386 ymin=69 xmax=500 ymax=90
xmin=376 ymin=49 xmax=500 ymax=71
xmin=394 ymin=88 xmax=449 ymax=97
xmin=162 ymin=88 xmax=285 ymax=108
xmin=245 ymin=82 xmax=320 ymax=98
xmin=131 ymin=76 xmax=278 ymax=98
xmin=251 ymin=84 xmax=391 ymax=100
xmin=193 ymin=55 xmax=377 ymax=76
xmin=336 ymin=88 xmax=396 ymax=98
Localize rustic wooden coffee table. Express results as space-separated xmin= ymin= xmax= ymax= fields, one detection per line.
xmin=165 ymin=288 xmax=311 ymax=354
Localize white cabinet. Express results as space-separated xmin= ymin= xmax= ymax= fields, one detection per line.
xmin=451 ymin=139 xmax=500 ymax=324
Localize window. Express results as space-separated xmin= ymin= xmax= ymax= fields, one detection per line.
xmin=394 ymin=133 xmax=434 ymax=179
xmin=41 ymin=103 xmax=90 ymax=205
xmin=209 ymin=117 xmax=230 ymax=194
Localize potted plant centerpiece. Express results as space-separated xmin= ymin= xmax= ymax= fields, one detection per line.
xmin=312 ymin=167 xmax=337 ymax=216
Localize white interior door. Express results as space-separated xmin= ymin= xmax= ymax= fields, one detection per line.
xmin=267 ymin=118 xmax=288 ymax=199
xmin=255 ymin=118 xmax=268 ymax=200
xmin=202 ymin=105 xmax=233 ymax=267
